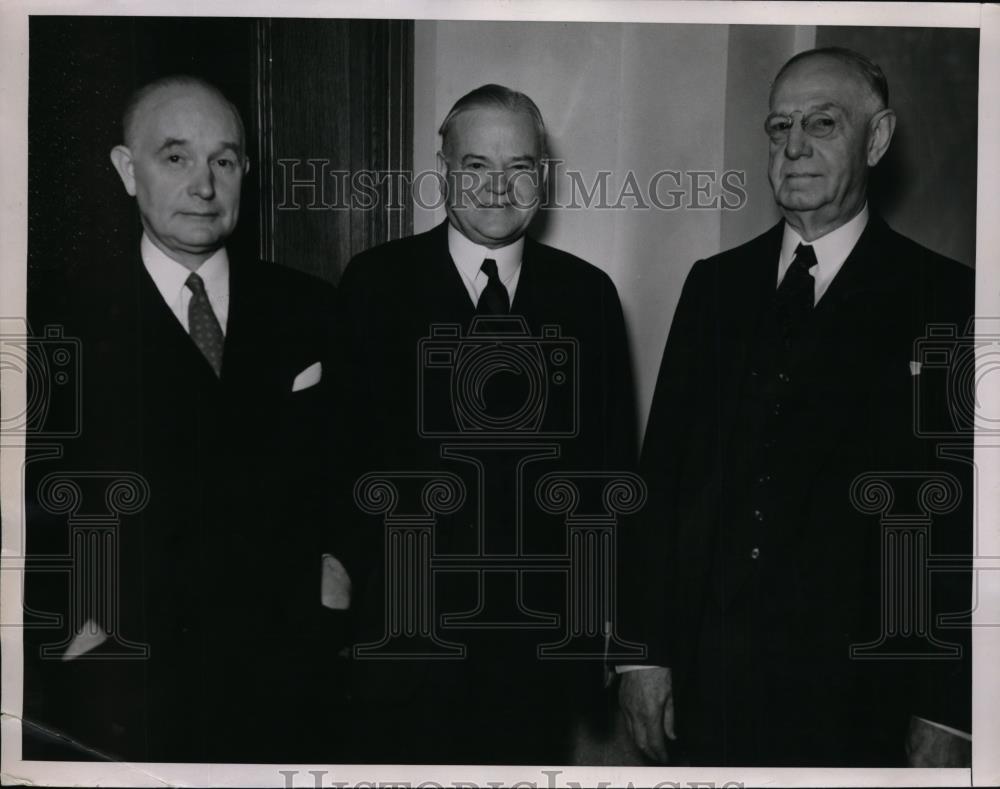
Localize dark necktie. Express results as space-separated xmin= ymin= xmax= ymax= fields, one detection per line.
xmin=476 ymin=258 xmax=510 ymax=315
xmin=774 ymin=242 xmax=818 ymax=342
xmin=186 ymin=272 xmax=224 ymax=376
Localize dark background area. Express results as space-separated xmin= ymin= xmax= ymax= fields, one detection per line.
xmin=27 ymin=15 xmax=413 ymax=304
xmin=817 ymin=25 xmax=979 ymax=267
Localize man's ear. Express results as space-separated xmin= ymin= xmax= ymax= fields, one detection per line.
xmin=109 ymin=145 xmax=137 ymax=197
xmin=243 ymin=156 xmax=251 ymax=176
xmin=866 ymin=109 xmax=896 ymax=167
xmin=436 ymin=150 xmax=450 ymax=198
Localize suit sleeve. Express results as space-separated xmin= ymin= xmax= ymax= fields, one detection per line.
xmin=598 ymin=273 xmax=639 ymax=471
xmin=906 ymin=263 xmax=974 ymax=733
xmin=617 ymin=259 xmax=713 ymax=667
xmin=324 ymin=256 xmax=381 ymax=591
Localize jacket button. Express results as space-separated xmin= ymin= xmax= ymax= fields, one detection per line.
xmin=753 ymin=509 xmax=765 ymax=522
xmin=751 ymin=547 xmax=761 ymax=559
xmin=778 ymin=372 xmax=790 ymax=384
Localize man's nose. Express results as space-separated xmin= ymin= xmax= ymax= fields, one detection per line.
xmin=485 ymin=170 xmax=508 ymax=195
xmin=188 ymin=161 xmax=216 ymax=199
xmin=784 ymin=123 xmax=811 ymax=159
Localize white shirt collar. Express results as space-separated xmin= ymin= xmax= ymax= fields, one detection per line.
xmin=140 ymin=233 xmax=230 ymax=333
xmin=778 ymin=204 xmax=869 ymax=304
xmin=447 ymin=222 xmax=524 ymax=306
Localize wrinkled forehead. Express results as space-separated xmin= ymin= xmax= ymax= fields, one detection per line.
xmin=132 ymin=85 xmax=243 ymax=150
xmin=448 ymin=107 xmax=542 ymax=156
xmin=769 ymin=56 xmax=872 ymax=115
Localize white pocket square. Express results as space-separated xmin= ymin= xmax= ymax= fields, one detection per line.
xmin=292 ymin=361 xmax=322 ymax=392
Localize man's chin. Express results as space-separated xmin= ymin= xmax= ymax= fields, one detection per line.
xmin=172 ymin=226 xmax=228 ymax=248
xmin=776 ymin=190 xmax=828 ymax=213
xmin=461 ymin=219 xmax=532 ymax=247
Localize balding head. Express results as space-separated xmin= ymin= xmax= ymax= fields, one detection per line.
xmin=110 ymin=76 xmax=249 ymax=270
xmin=122 ymin=75 xmax=246 ymax=162
xmin=771 ymin=47 xmax=889 ymax=117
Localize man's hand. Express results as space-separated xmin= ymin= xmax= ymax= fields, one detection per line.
xmin=321 ymin=554 xmax=352 ymax=610
xmin=618 ymin=666 xmax=676 ymax=763
xmin=905 ymin=716 xmax=971 ymax=767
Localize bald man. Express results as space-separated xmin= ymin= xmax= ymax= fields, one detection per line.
xmin=23 ymin=75 xmax=344 ymax=762
xmin=618 ymin=47 xmax=973 ymax=767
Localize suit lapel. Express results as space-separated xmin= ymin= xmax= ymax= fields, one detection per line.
xmin=137 ymin=260 xmax=221 ymax=384
xmin=221 ymin=254 xmax=263 ymax=386
xmin=792 ymin=215 xmax=895 ymax=363
xmin=424 ymin=221 xmax=479 ymax=325
xmin=717 ymin=222 xmax=785 ymax=434
xmin=786 ymin=216 xmax=897 ymax=389
xmin=510 ymin=237 xmax=538 ymax=319
xmin=770 ymin=217 xmax=899 ymax=508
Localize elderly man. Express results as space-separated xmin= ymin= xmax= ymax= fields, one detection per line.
xmin=335 ymin=84 xmax=637 ymax=763
xmin=618 ymin=48 xmax=973 ymax=767
xmin=24 ymin=75 xmax=341 ymax=762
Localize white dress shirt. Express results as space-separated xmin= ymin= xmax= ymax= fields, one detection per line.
xmin=141 ymin=233 xmax=230 ymax=334
xmin=447 ymin=222 xmax=523 ymax=307
xmin=777 ymin=203 xmax=869 ymax=304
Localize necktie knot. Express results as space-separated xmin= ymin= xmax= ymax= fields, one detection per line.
xmin=186 ymin=271 xmax=207 ymax=293
xmin=477 ymin=258 xmax=510 ymax=315
xmin=774 ymin=243 xmax=817 ymax=345
xmin=481 ymin=258 xmax=500 ymax=280
xmin=793 ymin=243 xmax=818 ymax=271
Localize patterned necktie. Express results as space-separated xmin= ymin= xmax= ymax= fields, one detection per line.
xmin=477 ymin=258 xmax=510 ymax=315
xmin=775 ymin=243 xmax=818 ymax=343
xmin=185 ymin=272 xmax=224 ymax=376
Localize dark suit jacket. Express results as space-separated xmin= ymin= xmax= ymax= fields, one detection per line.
xmin=622 ymin=216 xmax=973 ymax=766
xmin=334 ymin=220 xmax=638 ymax=763
xmin=24 ymin=248 xmax=342 ymax=763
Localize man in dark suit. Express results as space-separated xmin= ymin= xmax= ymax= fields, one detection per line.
xmin=618 ymin=48 xmax=973 ymax=767
xmin=334 ymin=84 xmax=638 ymax=763
xmin=24 ymin=75 xmax=343 ymax=763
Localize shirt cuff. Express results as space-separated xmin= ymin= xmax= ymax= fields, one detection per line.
xmin=615 ymin=664 xmax=661 ymax=673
